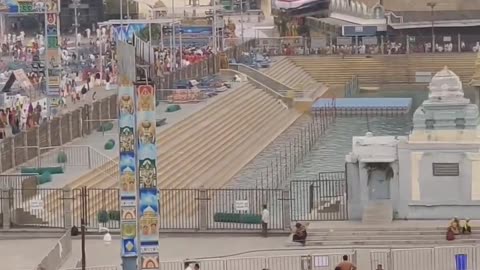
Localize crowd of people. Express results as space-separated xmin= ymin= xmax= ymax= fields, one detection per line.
xmin=0 ymin=98 xmax=47 ymax=139
xmin=255 ymin=39 xmax=480 ymax=56
xmin=153 ymin=44 xmax=215 ymax=76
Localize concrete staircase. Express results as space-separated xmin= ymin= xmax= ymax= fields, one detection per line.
xmin=289 ymin=54 xmax=476 ymax=86
xmin=292 ymin=224 xmax=480 ymax=247
xmin=263 ymin=57 xmax=328 ymax=98
xmin=40 ymin=82 xmax=301 ymax=226
xmin=362 ymin=201 xmax=393 ymax=224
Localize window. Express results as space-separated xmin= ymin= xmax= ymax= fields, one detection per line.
xmin=432 ymin=163 xmax=459 ymax=176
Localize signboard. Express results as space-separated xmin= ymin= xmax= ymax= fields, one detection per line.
xmin=136 ymin=84 xmax=160 ymax=270
xmin=0 ymin=0 xmax=58 ymax=14
xmin=12 ymin=69 xmax=34 ymax=91
xmin=342 ymin=25 xmax=378 ymax=37
xmin=310 ymin=37 xmax=327 ymax=48
xmin=362 ymin=36 xmax=378 ymax=45
xmin=30 ymin=199 xmax=44 ymax=210
xmin=415 ymin=72 xmax=432 ymax=83
xmin=443 ymin=36 xmax=452 ymax=42
xmin=336 ymin=37 xmax=353 ymax=46
xmin=235 ymin=200 xmax=249 ymax=211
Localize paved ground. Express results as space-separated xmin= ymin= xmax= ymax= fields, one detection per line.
xmin=0 ymin=238 xmax=59 ymax=270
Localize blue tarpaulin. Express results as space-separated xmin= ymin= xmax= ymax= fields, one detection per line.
xmin=455 ymin=254 xmax=467 ymax=270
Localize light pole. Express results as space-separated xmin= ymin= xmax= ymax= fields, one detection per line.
xmin=212 ymin=0 xmax=217 ymax=52
xmin=72 ymin=0 xmax=80 ymax=59
xmin=427 ymin=2 xmax=436 ymax=53
xmin=171 ymin=0 xmax=176 ymax=70
xmin=240 ymin=0 xmax=244 ymax=43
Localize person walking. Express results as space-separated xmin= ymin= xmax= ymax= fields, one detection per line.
xmin=261 ymin=204 xmax=269 ymax=237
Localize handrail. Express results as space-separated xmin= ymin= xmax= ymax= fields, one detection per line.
xmin=221 ymin=68 xmax=292 ymax=108
xmin=386 ymin=11 xmax=404 ymax=24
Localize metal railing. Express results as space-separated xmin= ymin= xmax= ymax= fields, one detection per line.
xmin=251 ymin=105 xmax=337 ymax=190
xmin=10 ymin=188 xmax=66 ymax=228
xmin=163 ymin=246 xmax=480 ymax=270
xmin=162 ymin=252 xmax=355 ymax=270
xmin=21 ymin=145 xmax=115 ymax=169
xmin=344 ymin=76 xmax=359 ymax=98
xmin=3 ymin=187 xmax=289 ymax=231
xmin=239 ymin=35 xmax=480 ymax=56
xmin=62 ymin=266 xmax=118 ymax=270
xmin=0 ymin=94 xmax=118 ymax=173
xmin=290 ymin=172 xmax=348 ymax=221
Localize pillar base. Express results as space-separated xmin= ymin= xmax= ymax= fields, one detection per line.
xmin=122 ymin=257 xmax=137 ymax=270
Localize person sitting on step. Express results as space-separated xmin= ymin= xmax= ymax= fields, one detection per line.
xmin=450 ymin=217 xmax=461 ymax=235
xmin=462 ymin=218 xmax=472 ymax=235
xmin=292 ymin=222 xmax=307 ymax=246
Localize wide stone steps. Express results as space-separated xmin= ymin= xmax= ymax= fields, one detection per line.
xmin=288 ymin=54 xmax=476 ymax=86
xmin=173 ymin=108 xmax=300 ymax=220
xmin=264 ymin=57 xmax=325 ymax=97
xmin=71 ymin=82 xmax=299 ymax=225
xmin=289 ymin=225 xmax=480 ymax=247
xmin=43 ymin=83 xmax=253 ymax=222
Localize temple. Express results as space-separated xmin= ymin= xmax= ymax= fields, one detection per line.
xmin=346 ymin=67 xmax=480 ymax=222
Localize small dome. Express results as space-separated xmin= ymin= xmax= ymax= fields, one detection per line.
xmin=428 ymin=66 xmax=464 ymax=101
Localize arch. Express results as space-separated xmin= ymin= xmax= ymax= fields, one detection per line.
xmin=372 ymin=3 xmax=385 ymax=19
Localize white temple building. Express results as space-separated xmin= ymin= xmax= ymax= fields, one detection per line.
xmin=345 ymin=67 xmax=480 ymax=222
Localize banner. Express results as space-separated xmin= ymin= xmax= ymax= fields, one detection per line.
xmin=167 ymin=89 xmax=203 ymax=103
xmin=118 ymin=85 xmax=138 ymax=257
xmin=136 ymin=84 xmax=159 ymax=269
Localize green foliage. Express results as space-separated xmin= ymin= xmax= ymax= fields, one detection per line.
xmin=104 ymin=139 xmax=116 ymax=150
xmin=98 ymin=210 xmax=110 ymax=224
xmin=97 ymin=122 xmax=114 ymax=132
xmin=57 ymin=151 xmax=67 ymax=164
xmin=137 ymin=25 xmax=163 ymax=42
xmin=165 ymin=104 xmax=181 ymax=112
xmin=213 ymin=213 xmax=262 ymax=224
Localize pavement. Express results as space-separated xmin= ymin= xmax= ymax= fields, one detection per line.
xmin=0 ymin=238 xmax=60 ymax=270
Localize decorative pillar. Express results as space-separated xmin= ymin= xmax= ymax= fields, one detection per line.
xmin=45 ymin=0 xmax=61 ymax=96
xmin=118 ymin=42 xmax=139 ymax=270
xmin=136 ymin=84 xmax=160 ymax=270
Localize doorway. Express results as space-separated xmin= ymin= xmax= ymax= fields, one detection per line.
xmin=368 ymin=169 xmax=391 ymax=200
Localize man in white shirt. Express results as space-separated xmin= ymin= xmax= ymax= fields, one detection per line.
xmin=261 ymin=204 xmax=269 ymax=237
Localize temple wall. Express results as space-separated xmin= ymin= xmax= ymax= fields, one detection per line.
xmin=397 ymin=144 xmax=480 ymax=219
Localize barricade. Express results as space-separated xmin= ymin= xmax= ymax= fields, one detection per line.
xmin=36 ymin=231 xmax=72 ymax=270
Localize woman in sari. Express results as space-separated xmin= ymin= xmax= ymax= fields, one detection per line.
xmin=292 ymin=222 xmax=307 ymax=245
xmin=450 ymin=217 xmax=460 ymax=235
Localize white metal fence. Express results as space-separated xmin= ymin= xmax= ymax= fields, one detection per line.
xmin=160 ymin=246 xmax=479 ymax=270
xmin=62 ymin=265 xmax=118 ymax=270
xmin=160 ymin=252 xmax=355 ymax=270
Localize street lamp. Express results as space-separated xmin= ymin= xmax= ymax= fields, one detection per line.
xmin=72 ymin=0 xmax=81 ymax=59
xmin=426 ymin=2 xmax=437 ymax=53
